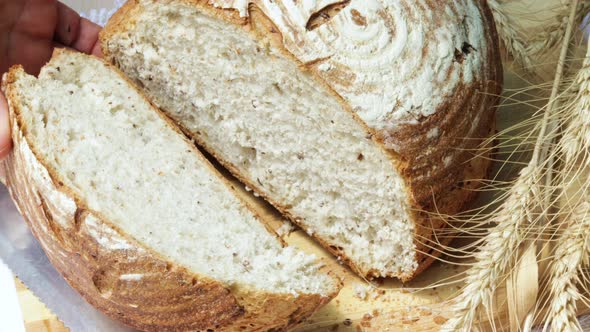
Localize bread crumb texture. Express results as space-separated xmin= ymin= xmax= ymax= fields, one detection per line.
xmin=12 ymin=51 xmax=335 ymax=296
xmin=105 ymin=0 xmax=419 ymax=278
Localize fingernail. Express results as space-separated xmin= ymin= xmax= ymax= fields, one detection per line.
xmin=0 ymin=144 xmax=11 ymax=161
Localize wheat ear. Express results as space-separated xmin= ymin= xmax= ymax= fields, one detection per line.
xmin=487 ymin=0 xmax=534 ymax=71
xmin=443 ymin=2 xmax=580 ymax=330
xmin=526 ymin=2 xmax=590 ymax=59
xmin=543 ymin=201 xmax=590 ymax=332
xmin=442 ymin=165 xmax=542 ymax=332
xmin=543 ymin=38 xmax=590 ymax=332
xmin=488 ymin=0 xmax=588 ymax=73
xmin=560 ymin=43 xmax=590 ymax=169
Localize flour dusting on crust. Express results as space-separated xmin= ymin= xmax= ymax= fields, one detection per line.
xmin=209 ymin=0 xmax=487 ymax=144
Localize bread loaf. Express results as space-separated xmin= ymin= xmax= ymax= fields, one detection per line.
xmin=0 ymin=50 xmax=338 ymax=332
xmin=101 ymin=0 xmax=502 ymax=281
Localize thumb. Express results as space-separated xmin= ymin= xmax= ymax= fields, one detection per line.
xmin=0 ymin=92 xmax=12 ymax=161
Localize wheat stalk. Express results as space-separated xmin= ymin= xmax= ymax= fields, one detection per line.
xmin=536 ymin=0 xmax=586 ymax=265
xmin=526 ymin=2 xmax=590 ymax=59
xmin=543 ymin=202 xmax=590 ymax=332
xmin=443 ymin=2 xmax=581 ymax=330
xmin=541 ymin=37 xmax=590 ymax=332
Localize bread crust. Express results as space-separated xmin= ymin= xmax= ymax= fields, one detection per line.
xmin=1 ymin=56 xmax=336 ymax=332
xmin=396 ymin=1 xmax=503 ymax=279
xmin=101 ymin=0 xmax=502 ymax=281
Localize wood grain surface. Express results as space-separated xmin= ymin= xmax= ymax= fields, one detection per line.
xmin=15 ymin=278 xmax=68 ymax=332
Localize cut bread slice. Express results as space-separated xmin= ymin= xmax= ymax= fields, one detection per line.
xmin=103 ymin=0 xmax=417 ymax=281
xmin=101 ymin=0 xmax=501 ymax=280
xmin=0 ymin=50 xmax=338 ymax=332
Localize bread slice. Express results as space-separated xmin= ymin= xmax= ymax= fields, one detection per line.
xmin=101 ymin=0 xmax=501 ymax=281
xmin=0 ymin=50 xmax=338 ymax=332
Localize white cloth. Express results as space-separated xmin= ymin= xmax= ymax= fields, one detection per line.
xmin=0 ymin=260 xmax=25 ymax=332
xmin=62 ymin=0 xmax=124 ymax=26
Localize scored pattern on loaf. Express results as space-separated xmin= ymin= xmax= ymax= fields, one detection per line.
xmin=210 ymin=0 xmax=486 ymax=148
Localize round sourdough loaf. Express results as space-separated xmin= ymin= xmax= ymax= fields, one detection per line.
xmin=101 ymin=0 xmax=502 ymax=281
xmin=1 ymin=50 xmax=338 ymax=332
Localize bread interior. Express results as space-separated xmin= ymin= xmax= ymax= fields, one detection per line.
xmin=103 ymin=0 xmax=419 ymax=278
xmin=11 ymin=51 xmax=334 ymax=295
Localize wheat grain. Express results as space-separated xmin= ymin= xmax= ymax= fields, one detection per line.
xmin=543 ymin=202 xmax=590 ymax=332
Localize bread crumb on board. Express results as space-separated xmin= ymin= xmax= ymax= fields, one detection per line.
xmin=353 ymin=282 xmax=375 ymax=301
xmin=276 ymin=221 xmax=295 ymax=237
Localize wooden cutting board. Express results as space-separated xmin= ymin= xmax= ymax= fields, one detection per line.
xmin=15 ymin=278 xmax=67 ymax=332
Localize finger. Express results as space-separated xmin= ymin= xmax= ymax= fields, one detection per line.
xmin=54 ymin=2 xmax=82 ymax=46
xmin=0 ymin=92 xmax=12 ymax=161
xmin=8 ymin=31 xmax=53 ymax=76
xmin=92 ymin=40 xmax=103 ymax=58
xmin=12 ymin=0 xmax=56 ymax=40
xmin=73 ymin=18 xmax=102 ymax=56
xmin=55 ymin=2 xmax=101 ymax=55
xmin=52 ymin=40 xmax=102 ymax=59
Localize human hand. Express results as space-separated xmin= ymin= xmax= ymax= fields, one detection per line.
xmin=0 ymin=0 xmax=102 ymax=161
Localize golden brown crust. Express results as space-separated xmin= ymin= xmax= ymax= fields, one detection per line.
xmin=400 ymin=0 xmax=503 ymax=279
xmin=100 ymin=0 xmax=502 ymax=281
xmin=242 ymin=0 xmax=503 ymax=281
xmin=247 ymin=1 xmax=502 ymax=281
xmin=1 ymin=66 xmax=243 ymax=332
xmin=1 ymin=58 xmax=336 ymax=331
